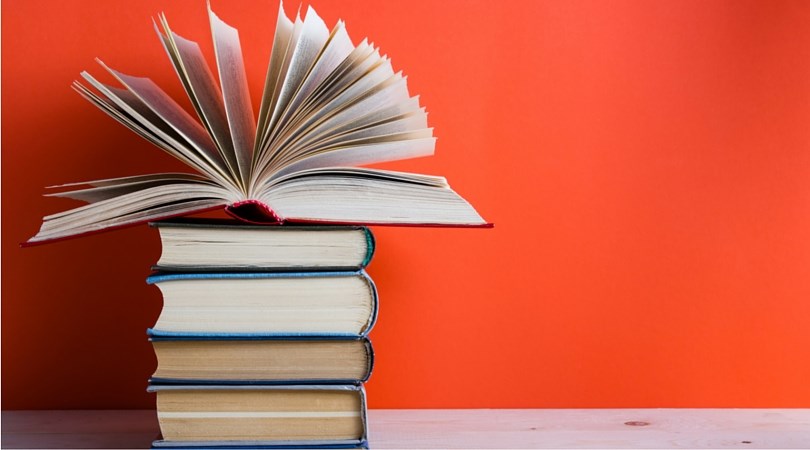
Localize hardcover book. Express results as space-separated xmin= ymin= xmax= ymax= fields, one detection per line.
xmin=25 ymin=2 xmax=488 ymax=246
xmin=147 ymin=270 xmax=378 ymax=338
xmin=151 ymin=219 xmax=375 ymax=272
xmin=150 ymin=337 xmax=373 ymax=385
xmin=148 ymin=384 xmax=368 ymax=448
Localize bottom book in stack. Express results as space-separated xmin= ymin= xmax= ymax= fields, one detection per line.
xmin=149 ymin=385 xmax=369 ymax=449
xmin=146 ymin=269 xmax=378 ymax=449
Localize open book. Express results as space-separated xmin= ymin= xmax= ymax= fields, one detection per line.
xmin=25 ymin=3 xmax=489 ymax=245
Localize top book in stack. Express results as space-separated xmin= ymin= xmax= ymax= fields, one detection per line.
xmin=152 ymin=219 xmax=374 ymax=272
xmin=25 ymin=2 xmax=489 ymax=246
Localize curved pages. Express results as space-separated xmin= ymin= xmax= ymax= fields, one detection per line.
xmin=26 ymin=3 xmax=489 ymax=245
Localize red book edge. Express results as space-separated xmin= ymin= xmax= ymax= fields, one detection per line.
xmin=224 ymin=200 xmax=284 ymax=224
xmin=22 ymin=200 xmax=493 ymax=247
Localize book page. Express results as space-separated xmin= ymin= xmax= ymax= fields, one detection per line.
xmin=255 ymin=2 xmax=295 ymax=155
xmin=258 ymin=12 xmax=303 ymax=155
xmin=253 ymin=43 xmax=375 ymax=173
xmin=291 ymin=43 xmax=380 ymax=125
xmin=209 ymin=4 xmax=256 ymax=185
xmin=262 ymin=70 xmax=416 ymax=178
xmin=291 ymin=40 xmax=374 ymax=123
xmin=269 ymin=167 xmax=448 ymax=188
xmin=270 ymin=55 xmax=395 ymax=162
xmin=73 ymin=81 xmax=187 ymax=163
xmin=272 ymin=77 xmax=419 ymax=165
xmin=75 ymin=74 xmax=235 ymax=189
xmin=271 ymin=21 xmax=354 ymax=146
xmin=254 ymin=46 xmax=387 ymax=179
xmin=156 ymin=15 xmax=240 ymax=185
xmin=264 ymin=6 xmax=330 ymax=145
xmin=30 ymin=196 xmax=229 ymax=243
xmin=262 ymin=172 xmax=486 ymax=226
xmin=296 ymin=113 xmax=429 ymax=155
xmin=46 ymin=173 xmax=214 ymax=203
xmin=97 ymin=62 xmax=232 ymax=177
xmin=31 ymin=183 xmax=234 ymax=243
xmin=274 ymin=117 xmax=431 ymax=172
xmin=289 ymin=98 xmax=424 ymax=153
xmin=270 ymin=137 xmax=435 ymax=180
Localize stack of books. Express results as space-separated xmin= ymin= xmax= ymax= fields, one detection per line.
xmin=146 ymin=219 xmax=377 ymax=449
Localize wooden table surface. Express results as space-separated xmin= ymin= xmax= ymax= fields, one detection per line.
xmin=2 ymin=409 xmax=809 ymax=449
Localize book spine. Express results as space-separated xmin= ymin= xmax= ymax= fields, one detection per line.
xmin=358 ymin=271 xmax=379 ymax=337
xmin=224 ymin=200 xmax=282 ymax=224
xmin=361 ymin=227 xmax=375 ymax=268
xmin=363 ymin=339 xmax=374 ymax=384
xmin=358 ymin=385 xmax=369 ymax=443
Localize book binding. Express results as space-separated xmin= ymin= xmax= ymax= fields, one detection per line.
xmin=225 ymin=200 xmax=283 ymax=224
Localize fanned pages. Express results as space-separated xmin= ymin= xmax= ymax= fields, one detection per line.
xmin=26 ymin=3 xmax=489 ymax=245
xmin=208 ymin=4 xmax=256 ymax=186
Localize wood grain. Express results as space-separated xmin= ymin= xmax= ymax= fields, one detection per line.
xmin=3 ymin=409 xmax=809 ymax=449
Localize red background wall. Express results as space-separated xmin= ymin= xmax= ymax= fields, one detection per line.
xmin=4 ymin=0 xmax=810 ymax=409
